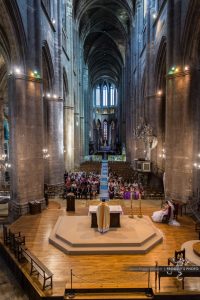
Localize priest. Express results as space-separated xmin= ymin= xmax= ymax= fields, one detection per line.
xmin=96 ymin=199 xmax=110 ymax=233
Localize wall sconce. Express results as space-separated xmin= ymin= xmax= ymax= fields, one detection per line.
xmin=43 ymin=93 xmax=59 ymax=99
xmin=43 ymin=148 xmax=50 ymax=159
xmin=0 ymin=154 xmax=7 ymax=160
xmin=159 ymin=148 xmax=166 ymax=159
xmin=157 ymin=90 xmax=163 ymax=96
xmin=193 ymin=154 xmax=200 ymax=169
xmin=184 ymin=65 xmax=189 ymax=71
xmin=9 ymin=67 xmax=23 ymax=75
xmin=152 ymin=13 xmax=157 ymax=19
xmin=15 ymin=68 xmax=22 ymax=74
xmin=30 ymin=70 xmax=41 ymax=79
xmin=5 ymin=163 xmax=11 ymax=169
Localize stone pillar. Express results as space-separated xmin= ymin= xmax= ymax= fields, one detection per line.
xmin=8 ymin=74 xmax=44 ymax=215
xmin=46 ymin=97 xmax=64 ymax=184
xmin=74 ymin=111 xmax=80 ymax=168
xmin=0 ymin=98 xmax=5 ymax=187
xmin=82 ymin=66 xmax=88 ymax=157
xmin=165 ymin=70 xmax=192 ymax=201
xmin=165 ymin=0 xmax=193 ymax=201
xmin=64 ymin=105 xmax=74 ymax=171
xmin=191 ymin=68 xmax=200 ymax=198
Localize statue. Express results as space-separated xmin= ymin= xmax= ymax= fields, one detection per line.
xmin=134 ymin=118 xmax=157 ymax=160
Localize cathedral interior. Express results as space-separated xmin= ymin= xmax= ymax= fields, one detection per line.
xmin=0 ymin=0 xmax=200 ymax=299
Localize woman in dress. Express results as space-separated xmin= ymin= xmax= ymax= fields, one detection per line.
xmin=152 ymin=200 xmax=180 ymax=226
xmin=152 ymin=201 xmax=171 ymax=223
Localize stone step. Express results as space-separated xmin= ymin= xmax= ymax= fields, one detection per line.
xmin=49 ymin=215 xmax=163 ymax=254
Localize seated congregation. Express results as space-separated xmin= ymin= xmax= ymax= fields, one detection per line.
xmin=63 ymin=170 xmax=144 ymax=200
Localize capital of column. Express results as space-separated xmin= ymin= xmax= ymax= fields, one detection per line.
xmin=166 ymin=65 xmax=191 ymax=79
xmin=64 ymin=105 xmax=74 ymax=110
xmin=43 ymin=95 xmax=63 ymax=102
xmin=8 ymin=73 xmax=42 ymax=83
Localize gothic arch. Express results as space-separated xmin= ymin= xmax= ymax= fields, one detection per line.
xmin=154 ymin=36 xmax=167 ymax=90
xmin=0 ymin=26 xmax=11 ymax=64
xmin=1 ymin=0 xmax=27 ymax=67
xmin=182 ymin=0 xmax=200 ymax=64
xmin=141 ymin=70 xmax=146 ymax=120
xmin=42 ymin=41 xmax=54 ymax=93
xmin=63 ymin=68 xmax=69 ymax=103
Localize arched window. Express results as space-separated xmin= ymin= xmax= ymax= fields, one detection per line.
xmin=115 ymin=88 xmax=118 ymax=106
xmin=110 ymin=85 xmax=115 ymax=106
xmin=143 ymin=0 xmax=147 ymax=18
xmin=96 ymin=85 xmax=100 ymax=106
xmin=103 ymin=85 xmax=108 ymax=106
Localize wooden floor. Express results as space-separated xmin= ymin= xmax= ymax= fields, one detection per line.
xmin=2 ymin=198 xmax=200 ymax=298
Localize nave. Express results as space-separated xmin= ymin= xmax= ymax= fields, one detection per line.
xmin=1 ymin=197 xmax=200 ymax=299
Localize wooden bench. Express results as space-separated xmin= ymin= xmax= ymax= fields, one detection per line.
xmin=19 ymin=245 xmax=53 ymax=290
xmin=3 ymin=225 xmax=26 ymax=256
xmin=3 ymin=224 xmax=21 ymax=246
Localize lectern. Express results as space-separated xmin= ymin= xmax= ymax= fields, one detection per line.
xmin=66 ymin=194 xmax=75 ymax=211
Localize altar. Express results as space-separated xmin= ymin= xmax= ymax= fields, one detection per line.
xmin=89 ymin=205 xmax=123 ymax=228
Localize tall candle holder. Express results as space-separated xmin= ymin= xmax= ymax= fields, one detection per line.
xmin=137 ymin=196 xmax=143 ymax=218
xmin=129 ymin=198 xmax=134 ymax=218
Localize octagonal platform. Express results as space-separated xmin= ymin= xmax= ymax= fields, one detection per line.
xmin=49 ymin=215 xmax=163 ymax=254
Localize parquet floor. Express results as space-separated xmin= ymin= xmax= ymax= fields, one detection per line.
xmin=4 ymin=198 xmax=200 ymax=297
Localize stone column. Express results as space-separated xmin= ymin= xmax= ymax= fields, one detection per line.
xmin=165 ymin=0 xmax=192 ymax=201
xmin=0 ymin=98 xmax=5 ymax=188
xmin=8 ymin=74 xmax=44 ymax=215
xmin=74 ymin=111 xmax=80 ymax=168
xmin=46 ymin=97 xmax=64 ymax=184
xmin=191 ymin=68 xmax=200 ymax=198
xmin=64 ymin=105 xmax=74 ymax=171
xmin=165 ymin=70 xmax=192 ymax=201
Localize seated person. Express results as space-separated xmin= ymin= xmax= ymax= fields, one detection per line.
xmin=124 ymin=188 xmax=131 ymax=200
xmin=152 ymin=200 xmax=180 ymax=226
xmin=96 ymin=199 xmax=110 ymax=233
xmin=152 ymin=201 xmax=171 ymax=223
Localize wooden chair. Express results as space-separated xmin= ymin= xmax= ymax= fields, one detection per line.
xmin=173 ymin=202 xmax=179 ymax=220
xmin=168 ymin=248 xmax=185 ymax=265
xmin=162 ymin=206 xmax=171 ymax=224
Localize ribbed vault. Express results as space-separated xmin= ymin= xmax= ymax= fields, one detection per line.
xmin=74 ymin=0 xmax=134 ymax=86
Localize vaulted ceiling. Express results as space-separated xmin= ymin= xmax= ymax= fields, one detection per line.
xmin=74 ymin=0 xmax=134 ymax=86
